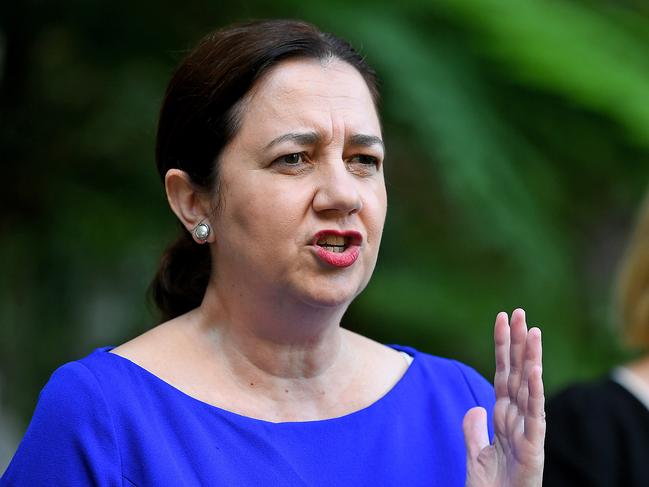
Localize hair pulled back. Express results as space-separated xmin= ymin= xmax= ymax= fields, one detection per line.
xmin=151 ymin=19 xmax=380 ymax=322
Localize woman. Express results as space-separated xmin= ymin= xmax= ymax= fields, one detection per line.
xmin=545 ymin=187 xmax=649 ymax=486
xmin=1 ymin=20 xmax=544 ymax=486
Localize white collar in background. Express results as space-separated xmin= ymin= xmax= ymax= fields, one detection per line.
xmin=611 ymin=366 xmax=649 ymax=412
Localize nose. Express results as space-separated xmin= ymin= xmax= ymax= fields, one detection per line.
xmin=312 ymin=161 xmax=362 ymax=216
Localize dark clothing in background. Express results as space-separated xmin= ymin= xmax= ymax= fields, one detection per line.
xmin=544 ymin=378 xmax=649 ymax=487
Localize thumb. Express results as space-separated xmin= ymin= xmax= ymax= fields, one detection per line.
xmin=463 ymin=406 xmax=490 ymax=461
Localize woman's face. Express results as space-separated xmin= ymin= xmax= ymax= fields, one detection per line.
xmin=211 ymin=58 xmax=386 ymax=309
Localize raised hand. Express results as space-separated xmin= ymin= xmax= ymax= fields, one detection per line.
xmin=463 ymin=309 xmax=545 ymax=487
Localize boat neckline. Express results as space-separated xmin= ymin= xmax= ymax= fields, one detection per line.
xmin=95 ymin=344 xmax=418 ymax=426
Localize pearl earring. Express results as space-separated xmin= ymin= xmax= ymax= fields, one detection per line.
xmin=193 ymin=222 xmax=211 ymax=243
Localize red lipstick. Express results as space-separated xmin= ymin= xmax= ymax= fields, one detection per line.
xmin=311 ymin=230 xmax=362 ymax=268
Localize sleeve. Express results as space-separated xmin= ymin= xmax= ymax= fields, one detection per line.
xmin=1 ymin=362 xmax=122 ymax=486
xmin=452 ymin=360 xmax=496 ymax=440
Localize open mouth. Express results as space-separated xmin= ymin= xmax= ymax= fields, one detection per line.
xmin=316 ymin=234 xmax=350 ymax=253
xmin=311 ymin=230 xmax=363 ymax=268
xmin=312 ymin=230 xmax=362 ymax=253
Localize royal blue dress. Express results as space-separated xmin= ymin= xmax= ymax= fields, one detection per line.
xmin=1 ymin=345 xmax=494 ymax=486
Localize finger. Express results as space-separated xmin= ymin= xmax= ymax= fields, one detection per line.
xmin=517 ymin=325 xmax=541 ymax=415
xmin=505 ymin=401 xmax=524 ymax=442
xmin=492 ymin=395 xmax=509 ymax=445
xmin=463 ymin=407 xmax=490 ymax=461
xmin=524 ymin=329 xmax=545 ymax=442
xmin=527 ymin=326 xmax=543 ymax=371
xmin=507 ymin=308 xmax=528 ymax=401
xmin=516 ymin=376 xmax=529 ymax=416
xmin=493 ymin=312 xmax=510 ymax=400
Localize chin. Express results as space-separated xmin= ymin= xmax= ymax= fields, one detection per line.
xmin=297 ymin=283 xmax=365 ymax=310
xmin=289 ymin=265 xmax=373 ymax=310
xmin=304 ymin=295 xmax=353 ymax=310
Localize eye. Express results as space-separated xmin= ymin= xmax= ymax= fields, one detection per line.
xmin=274 ymin=152 xmax=306 ymax=166
xmin=349 ymin=154 xmax=380 ymax=167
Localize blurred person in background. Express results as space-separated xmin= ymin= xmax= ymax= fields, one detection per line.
xmin=545 ymin=187 xmax=649 ymax=486
xmin=1 ymin=20 xmax=545 ymax=486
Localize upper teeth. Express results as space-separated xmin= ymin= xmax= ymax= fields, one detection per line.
xmin=317 ymin=235 xmax=346 ymax=246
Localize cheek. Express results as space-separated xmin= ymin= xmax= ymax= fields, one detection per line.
xmin=224 ymin=178 xmax=311 ymax=247
xmin=364 ymin=184 xmax=388 ymax=246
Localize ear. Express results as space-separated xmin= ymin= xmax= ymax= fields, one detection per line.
xmin=165 ymin=169 xmax=216 ymax=243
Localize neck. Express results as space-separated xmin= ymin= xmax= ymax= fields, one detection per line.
xmin=627 ymin=354 xmax=649 ymax=386
xmin=197 ymin=277 xmax=352 ymax=380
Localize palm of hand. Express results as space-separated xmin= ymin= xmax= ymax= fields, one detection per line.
xmin=464 ymin=309 xmax=545 ymax=487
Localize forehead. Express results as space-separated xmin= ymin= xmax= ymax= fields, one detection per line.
xmin=236 ymin=58 xmax=381 ymax=141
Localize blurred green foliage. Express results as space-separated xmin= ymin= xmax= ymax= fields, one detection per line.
xmin=2 ymin=0 xmax=649 ymax=433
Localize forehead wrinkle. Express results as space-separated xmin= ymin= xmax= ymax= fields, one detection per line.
xmin=235 ymin=59 xmax=380 ymax=151
xmin=244 ymin=102 xmax=378 ymax=152
xmin=246 ymin=61 xmax=373 ymax=114
xmin=273 ymin=84 xmax=368 ymax=109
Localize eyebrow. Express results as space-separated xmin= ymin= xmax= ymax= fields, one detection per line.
xmin=265 ymin=132 xmax=319 ymax=150
xmin=265 ymin=131 xmax=385 ymax=151
xmin=348 ymin=134 xmax=384 ymax=151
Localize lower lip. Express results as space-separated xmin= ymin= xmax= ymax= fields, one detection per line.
xmin=314 ymin=245 xmax=360 ymax=268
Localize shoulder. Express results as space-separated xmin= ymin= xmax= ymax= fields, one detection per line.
xmin=395 ymin=345 xmax=492 ymax=387
xmin=547 ymin=377 xmax=649 ymax=433
xmin=384 ymin=345 xmax=495 ymax=441
xmin=548 ymin=376 xmax=649 ymax=451
xmin=2 ymin=351 xmax=123 ymax=484
xmin=16 ymin=346 xmax=148 ymax=441
xmin=548 ymin=378 xmax=641 ymax=419
xmin=31 ymin=355 xmax=116 ymax=420
xmin=391 ymin=344 xmax=495 ymax=407
xmin=545 ymin=377 xmax=649 ymax=486
xmin=39 ymin=350 xmax=125 ymax=422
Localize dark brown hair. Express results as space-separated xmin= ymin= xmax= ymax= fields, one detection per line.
xmin=150 ymin=19 xmax=380 ymax=322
